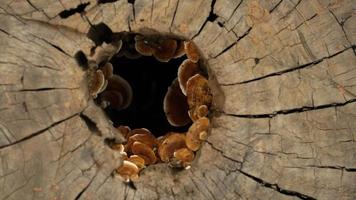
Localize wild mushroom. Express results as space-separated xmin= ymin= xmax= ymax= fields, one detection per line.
xmin=188 ymin=104 xmax=209 ymax=122
xmin=125 ymin=132 xmax=157 ymax=153
xmin=117 ymin=160 xmax=139 ymax=182
xmin=131 ymin=141 xmax=157 ymax=165
xmin=153 ymin=38 xmax=177 ymax=62
xmin=186 ymin=117 xmax=210 ymax=151
xmin=186 ymin=74 xmax=212 ymax=121
xmin=177 ymin=59 xmax=200 ymax=95
xmin=117 ymin=125 xmax=131 ymax=139
xmin=99 ymin=90 xmax=123 ymax=109
xmin=158 ymin=133 xmax=186 ymax=162
xmin=127 ymin=155 xmax=146 ymax=171
xmin=184 ymin=41 xmax=200 ymax=63
xmin=106 ymin=74 xmax=133 ymax=110
xmin=171 ymin=148 xmax=195 ymax=168
xmin=100 ymin=62 xmax=113 ymax=79
xmin=88 ymin=69 xmax=106 ymax=98
xmin=163 ymin=79 xmax=191 ymax=127
xmin=173 ymin=40 xmax=186 ymax=58
xmin=134 ymin=35 xmax=156 ymax=56
xmin=111 ymin=144 xmax=128 ymax=159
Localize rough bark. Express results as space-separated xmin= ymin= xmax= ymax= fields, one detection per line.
xmin=0 ymin=0 xmax=355 ymax=199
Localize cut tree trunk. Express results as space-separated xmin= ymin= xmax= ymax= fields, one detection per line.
xmin=0 ymin=0 xmax=355 ymax=199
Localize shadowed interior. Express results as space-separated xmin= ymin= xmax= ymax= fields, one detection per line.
xmin=106 ymin=55 xmax=191 ymax=136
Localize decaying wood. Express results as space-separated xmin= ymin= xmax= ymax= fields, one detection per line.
xmin=0 ymin=0 xmax=355 ymax=199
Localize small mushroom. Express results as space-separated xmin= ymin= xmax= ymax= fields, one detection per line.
xmin=117 ymin=160 xmax=139 ymax=182
xmin=88 ymin=69 xmax=106 ymax=98
xmin=173 ymin=40 xmax=186 ymax=58
xmin=99 ymin=90 xmax=124 ymax=110
xmin=106 ymin=74 xmax=133 ymax=110
xmin=153 ymin=38 xmax=177 ymax=62
xmin=134 ymin=35 xmax=156 ymax=56
xmin=172 ymin=148 xmax=195 ymax=168
xmin=186 ymin=74 xmax=212 ymax=120
xmin=131 ymin=141 xmax=157 ymax=165
xmin=163 ymin=79 xmax=191 ymax=127
xmin=111 ymin=144 xmax=128 ymax=158
xmin=177 ymin=59 xmax=200 ymax=95
xmin=158 ymin=133 xmax=186 ymax=162
xmin=117 ymin=125 xmax=131 ymax=139
xmin=184 ymin=41 xmax=200 ymax=63
xmin=127 ymin=155 xmax=146 ymax=171
xmin=125 ymin=132 xmax=157 ymax=153
xmin=100 ymin=62 xmax=114 ymax=79
xmin=186 ymin=117 xmax=210 ymax=151
xmin=188 ymin=104 xmax=209 ymax=122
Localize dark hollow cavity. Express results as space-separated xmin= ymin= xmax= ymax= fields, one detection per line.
xmin=106 ymin=54 xmax=190 ymax=137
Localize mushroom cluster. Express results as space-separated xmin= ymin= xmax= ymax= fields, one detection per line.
xmin=78 ymin=34 xmax=212 ymax=182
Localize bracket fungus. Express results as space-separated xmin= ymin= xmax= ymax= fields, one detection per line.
xmin=184 ymin=41 xmax=200 ymax=63
xmin=186 ymin=117 xmax=210 ymax=151
xmin=80 ymin=33 xmax=213 ymax=182
xmin=163 ymin=79 xmax=191 ymax=127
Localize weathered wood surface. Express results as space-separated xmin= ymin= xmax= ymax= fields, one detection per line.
xmin=0 ymin=0 xmax=355 ymax=199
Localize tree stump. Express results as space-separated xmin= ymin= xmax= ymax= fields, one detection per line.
xmin=0 ymin=0 xmax=355 ymax=199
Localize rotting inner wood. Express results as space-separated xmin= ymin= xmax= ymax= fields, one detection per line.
xmin=108 ymin=54 xmax=189 ymax=136
xmin=79 ymin=24 xmax=213 ymax=182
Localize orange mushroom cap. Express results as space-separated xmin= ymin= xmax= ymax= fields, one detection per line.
xmin=173 ymin=40 xmax=186 ymax=58
xmin=131 ymin=141 xmax=157 ymax=165
xmin=153 ymin=38 xmax=177 ymax=62
xmin=184 ymin=41 xmax=200 ymax=63
xmin=158 ymin=133 xmax=186 ymax=162
xmin=117 ymin=160 xmax=139 ymax=182
xmin=173 ymin=148 xmax=195 ymax=167
xmin=127 ymin=155 xmax=146 ymax=171
xmin=134 ymin=35 xmax=156 ymax=56
xmin=163 ymin=79 xmax=191 ymax=127
xmin=186 ymin=117 xmax=210 ymax=151
xmin=186 ymin=74 xmax=212 ymax=119
xmin=177 ymin=59 xmax=200 ymax=96
xmin=125 ymin=133 xmax=157 ymax=153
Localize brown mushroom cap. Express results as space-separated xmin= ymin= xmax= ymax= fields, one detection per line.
xmin=158 ymin=133 xmax=187 ymax=162
xmin=99 ymin=90 xmax=124 ymax=110
xmin=153 ymin=38 xmax=177 ymax=62
xmin=184 ymin=41 xmax=200 ymax=63
xmin=188 ymin=104 xmax=209 ymax=122
xmin=174 ymin=148 xmax=195 ymax=164
xmin=131 ymin=141 xmax=157 ymax=165
xmin=186 ymin=74 xmax=212 ymax=117
xmin=127 ymin=155 xmax=146 ymax=170
xmin=125 ymin=133 xmax=157 ymax=153
xmin=173 ymin=40 xmax=186 ymax=58
xmin=177 ymin=59 xmax=200 ymax=96
xmin=89 ymin=69 xmax=106 ymax=98
xmin=186 ymin=117 xmax=210 ymax=151
xmin=101 ymin=62 xmax=114 ymax=79
xmin=106 ymin=74 xmax=133 ymax=110
xmin=134 ymin=35 xmax=156 ymax=56
xmin=117 ymin=125 xmax=131 ymax=139
xmin=117 ymin=160 xmax=139 ymax=182
xmin=163 ymin=79 xmax=191 ymax=127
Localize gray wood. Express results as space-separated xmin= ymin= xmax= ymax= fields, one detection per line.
xmin=0 ymin=0 xmax=355 ymax=199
